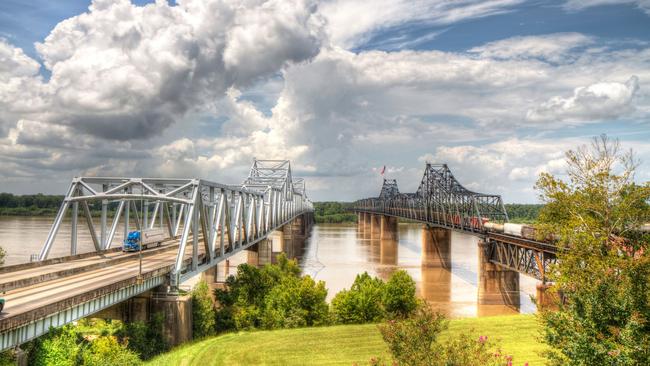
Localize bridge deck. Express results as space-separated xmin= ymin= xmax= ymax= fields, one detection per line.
xmin=0 ymin=237 xmax=205 ymax=333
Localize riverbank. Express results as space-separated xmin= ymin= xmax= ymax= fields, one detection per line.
xmin=146 ymin=314 xmax=544 ymax=365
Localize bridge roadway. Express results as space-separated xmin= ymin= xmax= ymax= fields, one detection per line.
xmin=0 ymin=236 xmax=200 ymax=349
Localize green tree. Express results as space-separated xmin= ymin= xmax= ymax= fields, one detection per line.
xmin=191 ymin=280 xmax=216 ymax=338
xmin=383 ymin=270 xmax=418 ymax=318
xmin=331 ymin=272 xmax=386 ymax=324
xmin=31 ymin=325 xmax=82 ymax=366
xmin=80 ymin=336 xmax=141 ymax=366
xmin=536 ymin=135 xmax=650 ymax=365
xmin=118 ymin=313 xmax=168 ymax=360
xmin=262 ymin=275 xmax=329 ymax=328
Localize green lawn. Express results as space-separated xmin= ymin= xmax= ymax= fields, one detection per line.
xmin=146 ymin=314 xmax=545 ymax=366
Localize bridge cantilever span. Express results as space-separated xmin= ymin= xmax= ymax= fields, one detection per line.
xmin=352 ymin=163 xmax=558 ymax=285
xmin=0 ymin=159 xmax=314 ymax=351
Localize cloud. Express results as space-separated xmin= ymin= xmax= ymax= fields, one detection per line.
xmin=1 ymin=0 xmax=323 ymax=140
xmin=320 ymin=0 xmax=523 ymax=49
xmin=563 ymin=0 xmax=650 ymax=15
xmin=468 ymin=33 xmax=594 ymax=63
xmin=526 ymin=76 xmax=640 ymax=123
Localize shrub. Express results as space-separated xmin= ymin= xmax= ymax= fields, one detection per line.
xmin=378 ymin=306 xmax=446 ymax=366
xmin=0 ymin=245 xmax=5 ymax=266
xmin=331 ymin=272 xmax=386 ymax=324
xmin=214 ymin=253 xmax=326 ymax=332
xmin=377 ymin=306 xmax=514 ymax=366
xmin=382 ymin=270 xmax=418 ymax=318
xmin=262 ymin=275 xmax=329 ymax=328
xmin=118 ymin=313 xmax=168 ymax=360
xmin=80 ymin=336 xmax=141 ymax=366
xmin=191 ymin=280 xmax=216 ymax=338
xmin=30 ymin=325 xmax=82 ymax=366
xmin=0 ymin=350 xmax=14 ymax=366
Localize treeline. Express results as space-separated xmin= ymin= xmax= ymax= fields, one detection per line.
xmin=504 ymin=203 xmax=543 ymax=224
xmin=313 ymin=201 xmax=357 ymax=223
xmin=0 ymin=193 xmax=64 ymax=216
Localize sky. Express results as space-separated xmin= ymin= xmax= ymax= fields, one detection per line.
xmin=0 ymin=0 xmax=648 ymax=203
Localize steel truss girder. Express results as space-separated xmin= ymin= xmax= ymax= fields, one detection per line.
xmin=485 ymin=239 xmax=557 ymax=282
xmin=37 ymin=160 xmax=313 ymax=285
xmin=352 ymin=163 xmax=508 ymax=232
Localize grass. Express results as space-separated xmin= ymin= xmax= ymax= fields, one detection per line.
xmin=145 ymin=314 xmax=545 ymax=366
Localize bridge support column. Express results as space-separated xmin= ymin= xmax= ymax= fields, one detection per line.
xmin=246 ymin=243 xmax=259 ymax=267
xmin=363 ymin=213 xmax=372 ymax=239
xmin=370 ymin=214 xmax=382 ymax=239
xmin=257 ymin=238 xmax=273 ymax=267
xmin=420 ymin=223 xmax=452 ymax=309
xmin=152 ymin=291 xmax=192 ymax=347
xmin=421 ymin=226 xmax=451 ymax=268
xmin=477 ymin=241 xmax=520 ymax=308
xmin=380 ymin=238 xmax=398 ymax=265
xmin=380 ymin=216 xmax=398 ymax=240
xmin=535 ymin=282 xmax=558 ymax=311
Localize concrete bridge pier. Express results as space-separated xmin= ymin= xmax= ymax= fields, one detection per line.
xmin=151 ymin=290 xmax=192 ymax=347
xmin=363 ymin=213 xmax=372 ymax=239
xmin=370 ymin=214 xmax=382 ymax=239
xmin=421 ymin=226 xmax=451 ymax=268
xmin=92 ymin=287 xmax=192 ymax=347
xmin=380 ymin=216 xmax=398 ymax=240
xmin=420 ymin=226 xmax=452 ymax=307
xmin=357 ymin=212 xmax=366 ymax=230
xmin=379 ymin=238 xmax=398 ymax=265
xmin=477 ymin=241 xmax=520 ymax=308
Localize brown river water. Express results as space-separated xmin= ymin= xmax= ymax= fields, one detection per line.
xmin=0 ymin=217 xmax=537 ymax=317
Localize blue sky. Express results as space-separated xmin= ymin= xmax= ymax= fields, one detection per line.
xmin=0 ymin=0 xmax=648 ymax=202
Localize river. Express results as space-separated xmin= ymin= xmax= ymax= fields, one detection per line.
xmin=0 ymin=217 xmax=537 ymax=317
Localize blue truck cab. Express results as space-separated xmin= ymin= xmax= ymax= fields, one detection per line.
xmin=123 ymin=231 xmax=141 ymax=252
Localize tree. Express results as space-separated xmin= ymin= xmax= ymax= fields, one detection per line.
xmin=383 ymin=270 xmax=418 ymax=318
xmin=192 ymin=280 xmax=216 ymax=338
xmin=331 ymin=272 xmax=386 ymax=324
xmin=80 ymin=336 xmax=141 ymax=366
xmin=0 ymin=246 xmax=5 ymax=266
xmin=30 ymin=325 xmax=82 ymax=366
xmin=536 ymin=135 xmax=650 ymax=365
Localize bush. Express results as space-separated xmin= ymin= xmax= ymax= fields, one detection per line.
xmin=262 ymin=275 xmax=329 ymax=329
xmin=376 ymin=306 xmax=514 ymax=366
xmin=80 ymin=336 xmax=141 ymax=366
xmin=331 ymin=273 xmax=386 ymax=324
xmin=192 ymin=280 xmax=216 ymax=338
xmin=331 ymin=271 xmax=419 ymax=324
xmin=214 ymin=253 xmax=329 ymax=332
xmin=383 ymin=270 xmax=417 ymax=318
xmin=118 ymin=313 xmax=168 ymax=360
xmin=378 ymin=306 xmax=446 ymax=366
xmin=30 ymin=325 xmax=82 ymax=366
xmin=0 ymin=245 xmax=5 ymax=266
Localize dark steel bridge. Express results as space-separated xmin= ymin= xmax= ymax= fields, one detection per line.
xmin=352 ymin=163 xmax=558 ymax=282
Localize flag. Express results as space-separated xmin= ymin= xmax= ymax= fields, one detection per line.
xmin=380 ymin=165 xmax=386 ymax=175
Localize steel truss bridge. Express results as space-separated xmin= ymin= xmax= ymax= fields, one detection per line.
xmin=0 ymin=159 xmax=313 ymax=351
xmin=352 ymin=163 xmax=558 ymax=282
